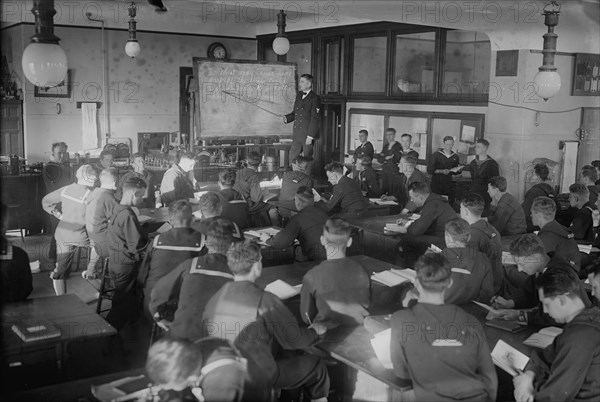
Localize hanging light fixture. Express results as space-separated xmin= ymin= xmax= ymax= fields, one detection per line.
xmin=533 ymin=1 xmax=561 ymax=101
xmin=272 ymin=10 xmax=290 ymax=56
xmin=125 ymin=2 xmax=141 ymax=58
xmin=21 ymin=0 xmax=68 ymax=88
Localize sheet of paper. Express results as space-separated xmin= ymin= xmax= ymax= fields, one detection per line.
xmin=369 ymin=198 xmax=398 ymax=206
xmin=29 ymin=260 xmax=40 ymax=273
xmin=193 ymin=210 xmax=203 ymax=219
xmin=156 ymin=222 xmax=172 ymax=234
xmin=472 ymin=301 xmax=500 ymax=314
xmin=501 ymin=251 xmax=515 ymax=265
xmin=137 ymin=215 xmax=154 ymax=223
xmin=264 ymin=280 xmax=302 ymax=300
xmin=522 ymin=327 xmax=562 ymax=349
xmin=370 ymin=328 xmax=393 ymax=369
xmin=194 ymin=191 xmax=209 ymax=199
xmin=491 ymin=339 xmax=529 ymax=377
xmin=429 ymin=244 xmax=443 ymax=253
xmin=578 ymin=244 xmax=592 ymax=254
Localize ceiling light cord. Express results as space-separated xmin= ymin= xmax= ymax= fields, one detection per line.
xmin=85 ymin=13 xmax=109 ymax=141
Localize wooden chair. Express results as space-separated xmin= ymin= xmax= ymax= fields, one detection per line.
xmin=95 ymin=258 xmax=115 ymax=315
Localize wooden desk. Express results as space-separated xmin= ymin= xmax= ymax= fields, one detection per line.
xmin=6 ymin=369 xmax=143 ymax=402
xmin=2 ymin=295 xmax=116 ymax=373
xmin=346 ymin=215 xmax=402 ymax=263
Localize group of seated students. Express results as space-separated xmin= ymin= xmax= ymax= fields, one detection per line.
xmin=3 ymin=138 xmax=600 ymax=401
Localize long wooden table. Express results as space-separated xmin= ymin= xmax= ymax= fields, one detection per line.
xmin=2 ymin=295 xmax=116 ymax=374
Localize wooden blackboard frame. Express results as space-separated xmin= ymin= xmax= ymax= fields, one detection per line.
xmin=193 ymin=58 xmax=298 ymax=138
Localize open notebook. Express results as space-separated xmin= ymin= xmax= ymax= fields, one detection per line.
xmin=370 ymin=328 xmax=393 ymax=369
xmin=371 ymin=269 xmax=416 ymax=287
xmin=491 ymin=339 xmax=529 ymax=377
xmin=264 ymin=280 xmax=302 ymax=300
xmin=523 ymin=327 xmax=562 ymax=349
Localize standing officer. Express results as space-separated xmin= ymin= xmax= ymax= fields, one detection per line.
xmin=284 ymin=74 xmax=321 ymax=171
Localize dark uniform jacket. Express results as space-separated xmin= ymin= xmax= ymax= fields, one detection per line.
xmin=85 ymin=188 xmax=118 ymax=255
xmin=441 ymin=247 xmax=494 ymax=305
xmin=403 ymin=169 xmax=429 ymax=212
xmin=0 ymin=236 xmax=32 ymax=303
xmin=407 ymin=194 xmax=457 ymax=238
xmin=526 ymin=307 xmax=600 ymax=402
xmin=538 ymin=220 xmax=581 ymax=270
xmin=511 ymin=254 xmax=591 ymax=326
xmin=285 ymin=90 xmax=321 ymax=142
xmin=107 ymin=204 xmax=148 ymax=265
xmin=588 ymin=185 xmax=599 ymax=207
xmin=488 ymin=193 xmax=527 ymax=236
xmin=138 ymin=227 xmax=205 ymax=300
xmin=465 ymin=157 xmax=500 ymax=210
xmin=42 ymin=183 xmax=93 ymax=245
xmin=42 ymin=162 xmax=72 ymax=193
xmin=218 ymin=188 xmax=249 ymax=230
xmin=399 ymin=148 xmax=419 ymax=160
xmin=267 ymin=205 xmax=327 ymax=261
xmin=202 ymin=281 xmax=320 ymax=386
xmin=355 ymin=166 xmax=382 ymax=198
xmin=467 ymin=220 xmax=504 ymax=293
xmin=319 ymin=175 xmax=367 ymax=216
xmin=160 ymin=164 xmax=195 ymax=207
xmin=300 ymin=257 xmax=371 ymax=328
xmin=149 ymin=253 xmax=232 ymax=340
xmin=522 ymin=183 xmax=557 ymax=232
xmin=427 ymin=150 xmax=460 ymax=196
xmin=569 ymin=203 xmax=595 ymax=242
xmin=353 ymin=141 xmax=374 ymax=163
xmin=233 ymin=167 xmax=263 ymax=205
xmin=192 ymin=216 xmax=243 ymax=241
xmin=280 ymin=171 xmax=313 ymax=201
xmin=391 ymin=303 xmax=497 ymax=402
xmin=377 ymin=141 xmax=402 ymax=170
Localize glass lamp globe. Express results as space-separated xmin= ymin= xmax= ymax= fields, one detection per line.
xmin=272 ymin=36 xmax=290 ymax=56
xmin=22 ymin=42 xmax=68 ymax=87
xmin=534 ymin=70 xmax=561 ymax=101
xmin=125 ymin=41 xmax=141 ymax=58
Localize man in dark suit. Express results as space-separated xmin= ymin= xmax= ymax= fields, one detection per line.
xmin=284 ymin=74 xmax=321 ymax=165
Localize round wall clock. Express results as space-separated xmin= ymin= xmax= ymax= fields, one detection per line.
xmin=207 ymin=42 xmax=228 ymax=60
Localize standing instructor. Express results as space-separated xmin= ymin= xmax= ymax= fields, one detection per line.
xmin=284 ymin=74 xmax=321 ymax=171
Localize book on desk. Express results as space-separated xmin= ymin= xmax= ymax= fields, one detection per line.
xmin=11 ymin=322 xmax=61 ymax=343
xmin=371 ymin=269 xmax=416 ymax=287
xmin=522 ymin=326 xmax=562 ymax=349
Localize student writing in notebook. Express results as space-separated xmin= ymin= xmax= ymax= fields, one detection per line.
xmin=263 ymin=186 xmax=327 ymax=262
xmin=390 ymin=253 xmax=497 ymax=402
xmin=491 ymin=234 xmax=591 ymax=327
xmin=300 ymin=218 xmax=371 ymax=328
xmin=513 ymin=268 xmax=600 ymax=402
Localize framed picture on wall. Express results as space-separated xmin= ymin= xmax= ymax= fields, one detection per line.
xmin=495 ymin=50 xmax=519 ymax=77
xmin=572 ymin=53 xmax=600 ymax=96
xmin=34 ymin=69 xmax=72 ymax=98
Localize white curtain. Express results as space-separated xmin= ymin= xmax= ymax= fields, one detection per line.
xmin=81 ymin=103 xmax=98 ymax=149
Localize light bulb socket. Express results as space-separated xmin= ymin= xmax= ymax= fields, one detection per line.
xmin=276 ymin=10 xmax=287 ymax=35
xmin=29 ymin=0 xmax=61 ymax=44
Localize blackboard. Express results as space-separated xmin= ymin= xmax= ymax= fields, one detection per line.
xmin=193 ymin=58 xmax=296 ymax=138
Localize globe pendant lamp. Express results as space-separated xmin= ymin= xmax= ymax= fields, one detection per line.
xmin=21 ymin=0 xmax=68 ymax=88
xmin=534 ymin=2 xmax=561 ymax=101
xmin=272 ymin=10 xmax=290 ymax=56
xmin=125 ymin=3 xmax=141 ymax=58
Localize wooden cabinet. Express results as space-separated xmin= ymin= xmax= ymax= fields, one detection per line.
xmin=0 ymin=100 xmax=24 ymax=157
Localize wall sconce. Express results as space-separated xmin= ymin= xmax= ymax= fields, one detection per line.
xmin=21 ymin=0 xmax=68 ymax=88
xmin=533 ymin=1 xmax=561 ymax=101
xmin=125 ymin=2 xmax=141 ymax=58
xmin=272 ymin=10 xmax=290 ymax=56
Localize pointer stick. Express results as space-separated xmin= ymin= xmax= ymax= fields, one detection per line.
xmin=221 ymin=91 xmax=283 ymax=117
